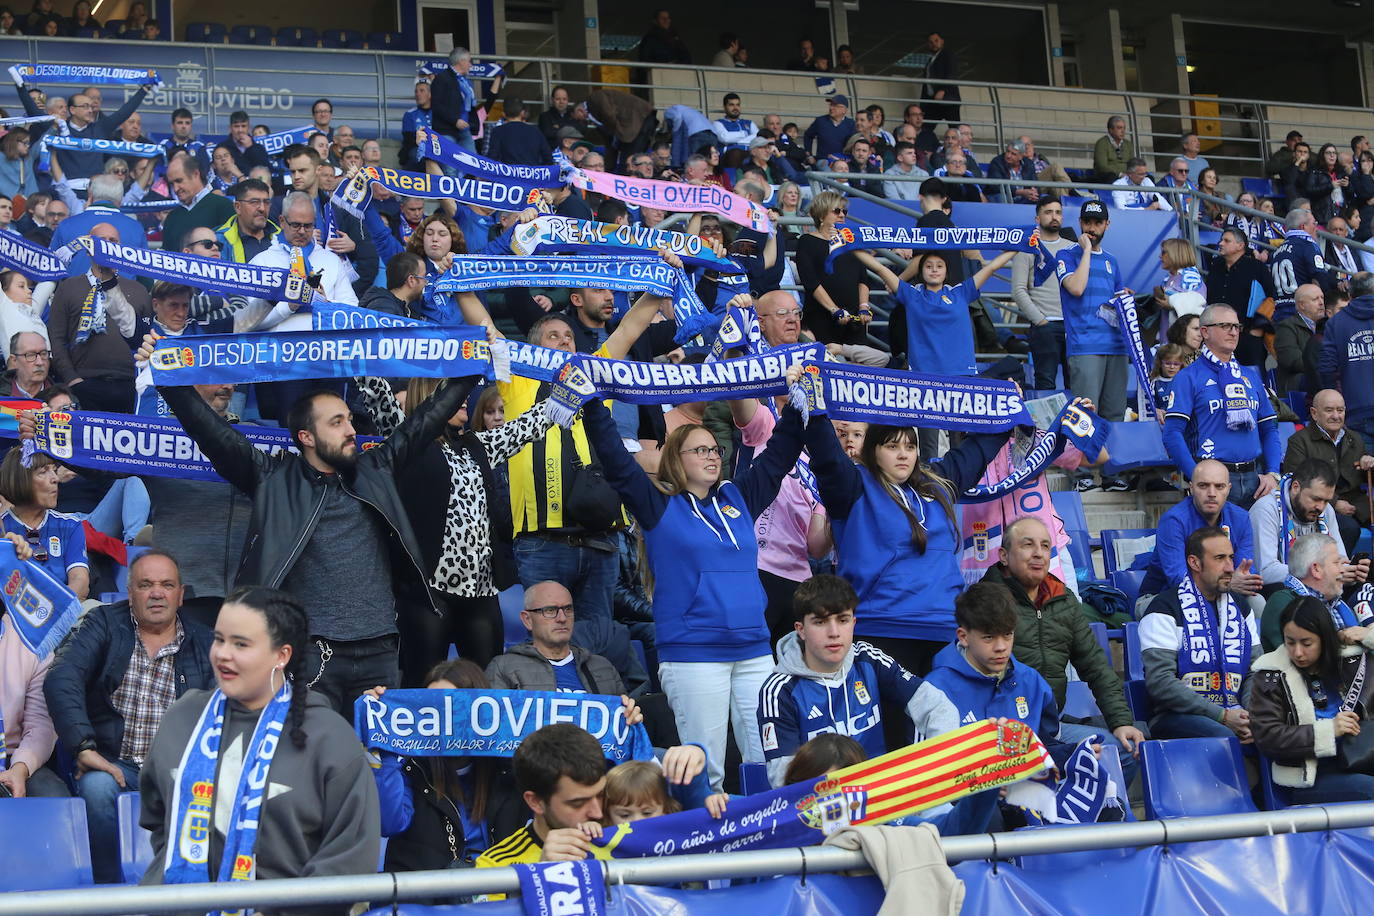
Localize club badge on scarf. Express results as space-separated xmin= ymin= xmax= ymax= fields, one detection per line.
xmin=825 ymin=219 xmax=1053 ymax=280
xmin=0 ymin=539 xmax=81 ymax=659
xmin=593 ymin=719 xmax=1050 ymax=858
xmin=569 ymin=168 xmax=772 ymax=233
xmin=355 ymin=689 xmax=654 ymax=764
xmin=82 ymin=236 xmax=316 ymax=304
xmin=0 ymin=231 xmax=69 ymax=282
xmin=148 ymin=325 xmax=493 ymax=386
xmin=515 ymin=861 xmax=606 ymax=916
xmin=45 ymin=135 xmax=164 ymax=159
xmin=256 ymin=125 xmax=317 ymax=157
xmin=22 ymin=408 xmax=379 ymax=482
xmin=706 ymin=305 xmax=767 ymax=360
xmin=511 ymin=215 xmax=745 ymax=273
xmin=961 ymin=402 xmax=1110 ymax=503
xmin=10 ymin=63 xmax=160 ymax=86
xmin=1010 ymin=739 xmax=1121 ymax=825
xmin=1176 ymin=573 xmax=1251 ymax=707
xmin=417 ymin=128 xmax=566 ymax=188
xmin=1105 ymin=291 xmax=1155 ymax=415
xmin=332 ymin=165 xmax=546 ymax=218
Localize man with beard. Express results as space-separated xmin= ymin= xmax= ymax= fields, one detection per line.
xmin=138 ymin=333 xmax=483 ymax=713
xmin=1011 ymin=196 xmax=1076 ymax=390
xmin=1250 ymin=458 xmax=1369 ymax=593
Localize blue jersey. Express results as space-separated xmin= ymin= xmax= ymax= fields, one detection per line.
xmin=1 ymin=509 xmax=87 ymax=579
xmin=1271 ymin=230 xmax=1332 ymax=315
xmin=1055 ymin=246 xmax=1126 ymax=356
xmin=895 ymin=280 xmax=977 ymax=376
xmin=1163 ymin=356 xmax=1274 ymax=464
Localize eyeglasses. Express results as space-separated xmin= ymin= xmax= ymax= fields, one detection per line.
xmin=13 ymin=349 xmax=50 ymax=362
xmin=681 ymin=445 xmax=725 ymax=458
xmin=191 ymin=239 xmax=222 ymax=250
xmin=1173 ymin=167 xmax=1189 ymax=173
xmin=239 ymin=197 xmax=270 ymax=208
xmin=284 ymin=220 xmax=314 ymax=231
xmin=24 ymin=529 xmax=47 ymax=562
xmin=1204 ymin=322 xmax=1242 ymax=332
xmin=527 ymin=604 xmax=574 ymax=619
xmin=767 ymin=308 xmax=802 ymax=319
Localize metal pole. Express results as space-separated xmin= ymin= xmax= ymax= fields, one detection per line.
xmin=5 ymin=804 xmax=1374 ymax=916
xmin=1192 ymin=188 xmax=1374 ymax=258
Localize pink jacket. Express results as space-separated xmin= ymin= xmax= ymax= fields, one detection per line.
xmin=739 ymin=405 xmax=826 ymax=582
xmin=1 ymin=621 xmax=56 ymax=777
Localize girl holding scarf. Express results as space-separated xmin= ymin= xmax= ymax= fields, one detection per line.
xmin=1248 ymin=596 xmax=1374 ymax=803
xmin=580 ymin=367 xmax=818 ymax=792
xmin=405 ymin=212 xmax=501 ymax=329
xmin=139 ymin=587 xmax=379 ymax=902
xmin=803 ymin=418 xmax=1014 ymax=676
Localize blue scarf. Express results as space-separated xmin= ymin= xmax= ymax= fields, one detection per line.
xmin=1284 ymin=574 xmax=1360 ymax=630
xmin=45 ymin=135 xmax=164 ymax=159
xmin=148 ymin=325 xmax=495 ymax=386
xmin=73 ymin=279 xmax=106 ymax=347
xmin=331 ymin=165 xmax=546 ymax=219
xmin=825 ymin=219 xmax=1054 ymax=280
xmin=515 ymin=862 xmax=605 ymax=916
xmin=310 ymin=300 xmax=424 ymax=331
xmin=9 ymin=63 xmax=160 ymax=85
xmin=22 ymin=408 xmax=380 ymax=481
xmin=120 ymin=198 xmax=180 ymax=214
xmin=255 ymin=125 xmax=316 ymax=157
xmin=799 ymin=361 xmax=1032 ymax=431
xmin=1016 ymin=738 xmax=1120 ymax=825
xmin=1197 ymin=343 xmax=1255 ymax=431
xmin=83 ymin=236 xmax=315 ymax=304
xmin=355 ymin=689 xmax=654 ymax=764
xmin=511 ymin=215 xmax=745 ymax=273
xmin=1104 ymin=291 xmax=1155 ymax=415
xmin=706 ymin=305 xmax=768 ymax=360
xmin=1277 ymin=476 xmax=1329 ymax=563
xmin=1175 ymin=573 xmax=1251 ymax=707
xmin=0 ymin=232 xmax=69 ymax=282
xmin=434 ymin=255 xmax=715 ymax=343
xmin=163 ymin=683 xmax=292 ymax=901
xmin=417 ymin=128 xmax=565 ymax=188
xmin=0 ymin=539 xmax=81 ymax=659
xmin=961 ymin=403 xmax=1110 ymax=503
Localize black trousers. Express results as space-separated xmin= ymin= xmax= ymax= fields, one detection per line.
xmin=303 ymin=633 xmax=401 ymax=717
xmin=760 ymin=569 xmax=802 ymax=656
xmin=859 ymin=635 xmax=950 ymax=752
xmin=398 ymin=592 xmax=504 ymax=688
xmin=72 ymin=376 xmax=134 ymax=414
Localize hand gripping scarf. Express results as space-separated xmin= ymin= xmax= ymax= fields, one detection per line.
xmin=825 ymin=218 xmax=1053 ymax=281
xmin=569 ymin=168 xmax=772 ymax=233
xmin=416 ymin=127 xmax=566 ymax=188
xmin=1175 ymin=573 xmax=1252 ymax=708
xmin=510 ymin=215 xmax=745 ymax=274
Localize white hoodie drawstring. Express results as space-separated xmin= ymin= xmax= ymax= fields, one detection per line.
xmin=686 ymin=493 xmax=742 ymax=551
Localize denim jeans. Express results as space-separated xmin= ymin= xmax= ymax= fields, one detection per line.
xmin=1058 ymin=720 xmax=1140 ymax=789
xmin=513 ymin=535 xmax=647 ymax=693
xmin=1028 ymin=320 xmax=1069 ymax=391
xmin=76 ymin=756 xmax=141 ymax=883
xmin=1149 ymin=711 xmax=1236 ymax=740
xmin=1288 ymin=758 xmax=1374 ymax=804
xmin=85 ymin=477 xmax=151 ymax=543
xmin=1227 ymin=469 xmax=1260 ymax=510
xmin=659 ymin=655 xmax=774 ymax=792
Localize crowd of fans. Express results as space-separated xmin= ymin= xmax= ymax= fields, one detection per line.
xmin=2 ymin=26 xmax=1374 ymax=914
xmin=0 ymin=0 xmax=161 ymax=40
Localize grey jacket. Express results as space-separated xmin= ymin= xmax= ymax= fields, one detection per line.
xmin=485 ymin=642 xmax=626 ymax=696
xmin=1140 ymin=584 xmax=1261 ymax=721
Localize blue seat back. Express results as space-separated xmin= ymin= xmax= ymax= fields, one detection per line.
xmin=1241 ymin=177 xmax=1281 ymax=200
xmin=1103 ymin=422 xmax=1172 ymax=475
xmin=185 ymin=22 xmax=226 ymax=42
xmin=117 ymin=792 xmax=153 ymax=884
xmin=739 ymin=762 xmax=769 ymax=795
xmin=1061 ymin=680 xmax=1102 ymax=719
xmin=368 ymin=31 xmax=403 ymax=48
xmin=1122 ymin=621 xmax=1143 ymax=681
xmin=320 ymin=28 xmax=364 ymax=48
xmin=1124 ymin=679 xmax=1152 ymax=722
xmin=1087 ymin=620 xmax=1110 ymax=659
xmin=498 ymin=583 xmax=526 ymax=649
xmin=229 ymin=24 xmax=272 ymax=45
xmin=275 ymin=26 xmax=317 ymax=47
xmin=1100 ymin=528 xmax=1156 ymax=576
xmin=1255 ymin=750 xmax=1291 ymax=810
xmin=1141 ymin=736 xmax=1256 ymax=819
xmin=1048 ymin=489 xmax=1093 ymax=581
xmin=1110 ymin=568 xmax=1147 ymax=615
xmin=0 ymin=798 xmax=93 ymax=890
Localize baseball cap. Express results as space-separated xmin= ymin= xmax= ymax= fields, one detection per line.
xmin=748 ymin=136 xmax=774 ymax=150
xmin=1080 ymin=199 xmax=1109 ymax=220
xmin=1286 ymin=130 xmax=1304 ymax=142
xmin=830 ymin=94 xmax=849 ymax=107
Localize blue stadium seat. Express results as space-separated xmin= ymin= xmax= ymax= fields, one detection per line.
xmin=1110 ymin=568 xmax=1146 ymax=615
xmin=1140 ymin=736 xmax=1256 ymax=819
xmin=367 ymin=31 xmax=404 ymax=49
xmin=229 ymin=24 xmax=273 ymax=45
xmin=1102 ymin=421 xmax=1172 ymax=475
xmin=498 ymin=583 xmax=526 ymax=649
xmin=1087 ymin=620 xmax=1110 ymax=658
xmin=1100 ymin=528 xmax=1156 ymax=576
xmin=739 ymin=762 xmax=769 ymax=795
xmin=1062 ymin=680 xmax=1102 ymax=719
xmin=184 ymin=22 xmax=226 ymax=43
xmin=1286 ymin=391 xmax=1307 ymax=418
xmin=1122 ymin=621 xmax=1144 ymax=681
xmin=0 ymin=798 xmax=93 ymax=891
xmin=320 ymin=28 xmax=365 ymax=49
xmin=1241 ymin=177 xmax=1281 ymax=200
xmin=1048 ymin=489 xmax=1096 ymax=583
xmin=104 ymin=18 xmax=122 ymax=32
xmin=1124 ymin=679 xmax=1152 ymax=722
xmin=1277 ymin=422 xmax=1298 ymax=462
xmin=1255 ymin=751 xmax=1291 ymax=810
xmin=117 ymin=793 xmax=153 ymax=884
xmin=275 ymin=26 xmax=317 ymax=47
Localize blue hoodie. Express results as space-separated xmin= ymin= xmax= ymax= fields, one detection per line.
xmin=1319 ymin=294 xmax=1374 ymax=422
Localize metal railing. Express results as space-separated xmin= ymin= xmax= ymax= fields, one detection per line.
xmin=1185 ymin=189 xmax=1374 ymax=269
xmin=4 ymin=803 xmax=1373 ymax=915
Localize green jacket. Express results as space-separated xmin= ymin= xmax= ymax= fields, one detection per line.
xmin=983 ymin=562 xmax=1134 ymax=730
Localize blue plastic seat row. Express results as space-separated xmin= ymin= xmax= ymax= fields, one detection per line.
xmin=184 ymin=23 xmax=402 ymax=48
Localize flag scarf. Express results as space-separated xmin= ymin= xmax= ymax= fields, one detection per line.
xmin=0 ymin=398 xmax=41 ymax=439
xmin=331 ymin=165 xmax=545 ymax=218
xmin=1176 ymin=574 xmax=1251 ymax=708
xmin=0 ymin=114 xmax=53 ymax=128
xmin=148 ymin=325 xmax=493 ymax=386
xmin=1013 ymin=738 xmax=1120 ymax=825
xmin=510 ymin=215 xmax=745 ymax=274
xmin=0 ymin=539 xmax=81 ymax=659
xmin=417 ymin=128 xmax=565 ymax=188
xmin=1283 ymin=574 xmax=1364 ymax=630
xmin=120 ymin=198 xmax=179 ymax=214
xmin=10 ymin=63 xmax=159 ymax=86
xmin=0 ymin=231 xmax=69 ymax=282
xmin=256 ymin=125 xmax=317 ymax=157
xmin=45 ymin=135 xmax=164 ymax=159
xmin=163 ymin=683 xmax=292 ymax=906
xmin=515 ymin=861 xmax=606 ymax=916
xmin=83 ymin=236 xmax=316 ymax=304
xmin=569 ymin=168 xmax=772 ymax=233
xmin=1106 ymin=291 xmax=1154 ymax=414
xmin=354 ymin=689 xmax=654 ymax=764
xmin=824 ymin=219 xmax=1052 ymax=278
xmin=799 ymin=361 xmax=1032 ymax=431
xmin=592 ymin=719 xmax=1049 ymax=858
xmin=434 ymin=255 xmax=716 ymax=342
xmin=417 ymin=59 xmax=504 ymax=80
xmin=21 ymin=408 xmax=380 ymax=481
xmin=960 ymin=403 xmax=1110 ymax=503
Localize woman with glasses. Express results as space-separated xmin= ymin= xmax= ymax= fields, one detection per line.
xmin=1302 ymin=143 xmax=1349 ymax=225
xmin=795 ymin=189 xmax=871 ymax=349
xmin=580 ymin=365 xmax=819 ymax=791
xmin=0 ymin=119 xmax=51 ymax=198
xmin=0 ymin=447 xmax=88 ymax=599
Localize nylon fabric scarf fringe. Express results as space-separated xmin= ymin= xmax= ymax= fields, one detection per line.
xmin=331 ymin=165 xmax=546 ymax=218
xmin=511 ymin=214 xmax=745 ymax=273
xmin=46 ymin=135 xmax=164 ymax=158
xmin=569 ymin=167 xmax=773 ymax=232
xmin=417 ymin=127 xmax=565 ymax=188
xmin=10 ymin=63 xmax=160 ymax=86
xmin=824 ymin=219 xmax=1053 ymax=278
xmin=83 ymin=236 xmax=316 ymax=303
xmin=0 ymin=539 xmax=81 ymax=658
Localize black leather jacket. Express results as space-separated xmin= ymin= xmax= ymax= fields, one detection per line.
xmin=159 ymin=378 xmax=477 ymax=612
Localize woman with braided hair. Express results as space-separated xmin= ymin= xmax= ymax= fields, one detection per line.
xmin=138 ymin=587 xmax=380 ymax=900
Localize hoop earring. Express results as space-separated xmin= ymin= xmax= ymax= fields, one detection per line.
xmin=271 ymin=663 xmax=284 ymax=694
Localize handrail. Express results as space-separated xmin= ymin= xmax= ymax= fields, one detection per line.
xmin=1189 ymin=188 xmax=1374 ymax=259
xmin=3 ymin=803 xmax=1373 ymax=915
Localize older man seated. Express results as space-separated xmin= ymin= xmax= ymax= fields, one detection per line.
xmin=1282 ymin=389 xmax=1374 ymax=554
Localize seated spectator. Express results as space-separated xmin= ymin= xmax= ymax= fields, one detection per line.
xmin=1261 ymin=533 xmax=1374 ymax=652
xmin=1158 ymin=157 xmax=1193 ymax=197
xmin=985 ymin=138 xmax=1038 ymax=204
xmin=5 ymin=329 xmax=51 ymax=397
xmin=537 ymin=85 xmax=577 ymax=146
xmin=936 ymin=151 xmax=984 ymax=203
xmin=43 ymin=551 xmax=213 ymax=882
xmin=712 ymin=92 xmax=757 ymax=154
xmin=486 ymin=581 xmax=629 ymax=696
xmin=1018 ymin=135 xmax=1070 ymax=186
xmin=1274 ymin=284 xmax=1324 ymax=396
xmin=1251 ymin=458 xmax=1364 ymax=590
xmin=757 ymin=574 xmax=959 ymax=788
xmin=882 ymin=141 xmax=929 ymax=201
xmin=1325 ymin=214 xmax=1362 ymax=278
xmin=1249 ymin=595 xmax=1374 ymax=802
xmin=161 ymin=152 xmax=236 ymax=253
xmin=486 ymin=98 xmax=551 ymax=168
xmin=0 ymin=531 xmax=64 ymax=798
xmin=1141 ymin=459 xmax=1260 ymax=601
xmin=746 ymin=134 xmax=792 ymax=184
xmin=803 ymin=95 xmax=855 ymax=162
xmin=22 ymin=194 xmax=66 ymax=247
xmin=1112 ymin=158 xmax=1172 ymax=211
xmin=1266 ymin=130 xmax=1304 ymax=177
xmin=1319 ymin=272 xmax=1374 ymax=442
xmin=1093 ymin=115 xmax=1134 ymax=182
xmin=1282 ymin=143 xmax=1312 ymax=210
xmin=0 ymin=120 xmax=50 ymax=199
xmin=216 ymin=178 xmax=279 ymax=264
xmin=208 ymin=142 xmax=242 ymax=192
xmin=929 ymin=126 xmax=975 ymax=175
xmin=711 ymin=31 xmax=739 ymax=68
xmin=1282 ymin=390 xmax=1374 ymax=554
xmin=360 ymin=251 xmax=429 ymax=321
xmin=1140 ymin=526 xmax=1261 ymax=740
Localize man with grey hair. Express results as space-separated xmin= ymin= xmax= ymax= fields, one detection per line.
xmin=986 ymin=137 xmax=1038 ymax=204
xmin=1111 ymin=157 xmax=1172 ymax=211
xmin=1180 ymin=131 xmax=1210 ymax=175
xmin=248 ymin=191 xmax=358 ymax=325
xmin=1260 ymin=532 xmax=1373 ymax=651
xmin=47 ymin=173 xmax=147 ymax=276
xmin=1093 ymin=115 xmax=1133 ymax=182
xmin=1320 ymin=271 xmax=1374 ymax=447
xmin=431 ymin=45 xmax=477 ymax=152
xmin=1272 ymin=206 xmax=1336 ymax=322
xmin=160 ymin=152 xmax=235 ymax=253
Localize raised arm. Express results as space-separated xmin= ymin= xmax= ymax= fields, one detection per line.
xmin=853 ymin=249 xmax=900 ymax=294
xmin=735 ymin=405 xmax=809 ymax=518
xmin=581 ymin=397 xmax=669 ymax=528
xmin=971 ymin=250 xmax=1016 ymax=290
xmin=802 ymin=408 xmax=865 ymax=520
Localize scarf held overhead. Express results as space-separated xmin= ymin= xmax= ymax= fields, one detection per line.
xmin=569 ymin=168 xmax=772 ymax=233
xmin=511 ymin=215 xmax=745 ymax=274
xmin=417 ymin=127 xmax=565 ymax=188
xmin=9 ymin=64 xmax=160 ymax=86
xmin=332 ymin=165 xmax=546 ymax=218
xmin=825 ymin=219 xmax=1053 ymax=279
xmin=256 ymin=125 xmax=317 ymax=157
xmin=82 ymin=236 xmax=316 ymax=303
xmin=354 ymin=689 xmax=654 ymax=764
xmin=800 ymin=361 xmax=1032 ymax=430
xmin=0 ymin=232 xmax=68 ymax=282
xmin=45 ymin=135 xmax=164 ymax=159
xmin=960 ymin=403 xmax=1110 ymax=503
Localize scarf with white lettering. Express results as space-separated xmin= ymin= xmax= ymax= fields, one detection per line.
xmin=331 ymin=165 xmax=546 ymax=220
xmin=1283 ymin=574 xmax=1361 ymax=630
xmin=1175 ymin=573 xmax=1250 ymax=707
xmin=0 ymin=114 xmax=54 ymax=128
xmin=706 ymin=305 xmax=767 ymax=360
xmin=0 ymin=232 xmax=68 ymax=282
xmin=510 ymin=214 xmax=745 ymax=273
xmin=569 ymin=168 xmax=772 ymax=233
xmin=959 ymin=402 xmax=1110 ymax=503
xmin=0 ymin=538 xmax=81 ymax=659
xmin=73 ymin=278 xmax=106 ymax=346
xmin=1277 ymin=476 xmax=1330 ymax=563
xmin=1105 ymin=291 xmax=1156 ymax=416
xmin=1197 ymin=343 xmax=1255 ymax=431
xmin=255 ymin=125 xmax=316 ymax=157
xmin=515 ymin=862 xmax=606 ymax=916
xmin=793 ymin=360 xmax=1032 ymax=431
xmin=120 ymin=197 xmax=180 ymax=214
xmin=45 ymin=135 xmax=164 ymax=159
xmin=434 ymin=254 xmax=716 ymax=343
xmin=1012 ymin=738 xmax=1122 ymax=825
xmin=82 ymin=236 xmax=316 ymax=304
xmin=9 ymin=63 xmax=160 ymax=86
xmin=417 ymin=127 xmax=566 ymax=188
xmin=163 ymin=683 xmax=292 ymax=904
xmin=824 ymin=219 xmax=1052 ymax=280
